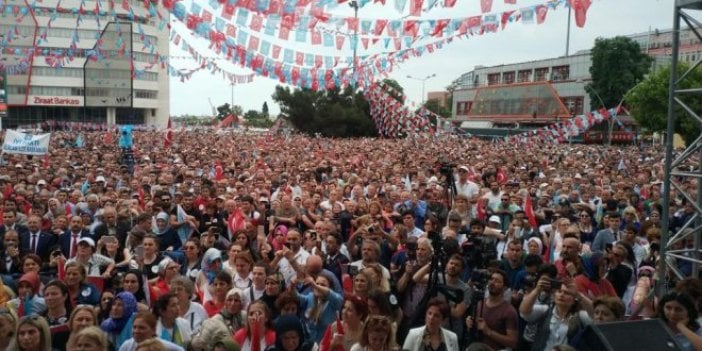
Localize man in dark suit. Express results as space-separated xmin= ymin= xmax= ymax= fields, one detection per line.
xmin=58 ymin=215 xmax=93 ymax=258
xmin=0 ymin=210 xmax=28 ymax=244
xmin=0 ymin=229 xmax=22 ymax=281
xmin=21 ymin=215 xmax=57 ymax=261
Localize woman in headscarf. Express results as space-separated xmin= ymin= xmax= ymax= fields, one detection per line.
xmin=152 ymin=212 xmax=182 ymax=252
xmin=101 ymin=291 xmax=138 ymax=350
xmin=191 ymin=288 xmax=247 ymax=351
xmin=151 ymin=258 xmax=181 ymax=300
xmin=265 ymin=315 xmax=317 ymax=351
xmin=574 ymin=252 xmax=617 ymax=299
xmin=195 ymin=248 xmax=224 ymax=303
xmin=8 ymin=271 xmax=45 ymax=317
xmin=269 ymin=225 xmax=288 ymax=252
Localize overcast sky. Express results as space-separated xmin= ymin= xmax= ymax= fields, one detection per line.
xmin=168 ymin=0 xmax=672 ymax=116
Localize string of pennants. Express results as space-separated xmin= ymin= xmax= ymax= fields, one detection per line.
xmin=0 ymin=0 xmax=586 ymax=88
xmin=503 ymin=107 xmax=621 ymax=145
xmin=364 ymin=82 xmax=433 ymax=137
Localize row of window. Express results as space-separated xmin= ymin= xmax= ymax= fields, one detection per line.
xmin=33 ymin=8 xmax=153 ymax=25
xmin=3 ymin=45 xmax=160 ymax=64
xmin=485 ymin=65 xmax=570 ymax=86
xmin=0 ymin=25 xmax=158 ymax=46
xmin=6 ymin=85 xmax=157 ymax=99
xmin=18 ymin=67 xmax=158 ymax=81
xmin=454 ymin=96 xmax=585 ymax=116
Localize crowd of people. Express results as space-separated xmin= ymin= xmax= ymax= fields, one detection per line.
xmin=0 ymin=128 xmax=698 ymax=351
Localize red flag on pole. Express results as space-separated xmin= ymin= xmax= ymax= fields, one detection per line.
xmin=476 ymin=198 xmax=486 ymax=221
xmin=164 ymin=118 xmax=173 ymax=148
xmin=525 ymin=194 xmax=537 ymax=228
xmin=103 ymin=130 xmax=113 ymax=145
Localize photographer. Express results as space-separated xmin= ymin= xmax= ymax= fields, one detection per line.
xmin=519 ymin=275 xmax=593 ymax=351
xmin=465 ymin=270 xmax=519 ymax=350
xmin=398 ymin=237 xmax=433 ymax=341
xmin=413 ymin=253 xmax=472 ymax=345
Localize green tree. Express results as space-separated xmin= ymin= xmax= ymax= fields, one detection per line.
xmin=244 ymin=110 xmax=262 ymax=120
xmin=215 ymin=103 xmax=243 ymax=120
xmin=272 ymin=85 xmax=377 ymax=137
xmin=625 ymin=62 xmax=702 ymax=143
xmin=262 ymin=102 xmax=269 ymax=118
xmin=588 ymin=36 xmax=653 ymax=109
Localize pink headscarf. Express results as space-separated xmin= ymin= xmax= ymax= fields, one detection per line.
xmin=269 ymin=224 xmax=288 ymax=251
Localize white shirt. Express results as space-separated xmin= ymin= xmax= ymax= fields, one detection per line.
xmin=278 ymin=248 xmax=310 ymax=285
xmin=182 ymin=302 xmax=208 ymax=332
xmin=241 ymin=285 xmax=265 ymax=309
xmin=119 ymin=338 xmax=184 ymax=351
xmin=455 ymin=178 xmax=480 ymax=200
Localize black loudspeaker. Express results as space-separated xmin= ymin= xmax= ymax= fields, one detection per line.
xmin=577 ymin=319 xmax=682 ymax=351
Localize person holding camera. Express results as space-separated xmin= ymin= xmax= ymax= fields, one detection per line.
xmin=519 ymin=275 xmax=594 ymax=351
xmin=465 ymin=270 xmax=519 ymax=351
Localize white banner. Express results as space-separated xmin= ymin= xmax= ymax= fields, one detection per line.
xmin=2 ymin=130 xmax=51 ymax=155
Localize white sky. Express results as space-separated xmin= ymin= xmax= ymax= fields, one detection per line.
xmin=168 ymin=0 xmax=672 ymax=116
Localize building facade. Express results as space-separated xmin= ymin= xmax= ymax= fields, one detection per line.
xmin=451 ymin=27 xmax=701 ymax=128
xmin=0 ymin=0 xmax=169 ymax=128
xmin=452 ymin=52 xmax=593 ymax=125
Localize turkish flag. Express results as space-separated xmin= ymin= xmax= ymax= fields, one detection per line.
xmin=524 ymin=194 xmax=537 ymax=228
xmin=570 ymin=0 xmax=592 ymax=27
xmin=535 ymin=5 xmax=548 ymax=24
xmin=409 ymin=0 xmax=423 ymax=16
xmin=480 ymin=0 xmax=492 ymax=13
xmin=164 ymin=118 xmax=173 ymax=148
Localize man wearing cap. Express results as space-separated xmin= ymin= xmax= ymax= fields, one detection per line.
xmin=66 ymin=237 xmax=115 ymax=278
xmin=455 ymin=166 xmax=480 ymax=201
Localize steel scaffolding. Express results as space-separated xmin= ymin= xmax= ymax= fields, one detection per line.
xmin=658 ymin=0 xmax=702 ymax=295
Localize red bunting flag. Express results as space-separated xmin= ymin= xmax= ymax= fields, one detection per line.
xmin=504 ymin=0 xmax=516 ymax=3
xmin=525 ymin=194 xmax=537 ymax=228
xmin=311 ymin=31 xmax=321 ymax=45
xmin=250 ymin=14 xmax=263 ymax=31
xmin=501 ymin=10 xmax=515 ymax=29
xmin=432 ymin=19 xmax=449 ymax=37
xmin=480 ymin=0 xmax=493 ymax=13
xmin=535 ymin=5 xmax=548 ymax=24
xmin=409 ymin=0 xmax=423 ymax=16
xmin=444 ymin=0 xmax=456 ymax=7
xmin=570 ymin=0 xmax=592 ymax=27
xmin=374 ymin=19 xmax=387 ymax=35
xmin=335 ymin=35 xmax=345 ymax=49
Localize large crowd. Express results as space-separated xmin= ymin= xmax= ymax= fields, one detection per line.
xmin=0 ymin=129 xmax=698 ymax=351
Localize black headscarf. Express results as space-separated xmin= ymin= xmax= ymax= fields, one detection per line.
xmin=273 ymin=315 xmax=313 ymax=351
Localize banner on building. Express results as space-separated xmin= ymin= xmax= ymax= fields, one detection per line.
xmin=2 ymin=130 xmax=52 ymax=155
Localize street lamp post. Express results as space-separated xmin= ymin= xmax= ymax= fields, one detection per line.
xmin=580 ymin=79 xmax=611 ymax=145
xmin=230 ymin=83 xmax=234 ymax=113
xmin=407 ymin=73 xmax=436 ymax=104
xmin=349 ymin=1 xmax=359 ymax=77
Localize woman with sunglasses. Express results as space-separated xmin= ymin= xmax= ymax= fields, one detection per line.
xmin=349 ymin=315 xmax=395 ymax=351
xmin=16 ymin=315 xmax=51 ymax=351
xmin=403 ymin=298 xmax=459 ymax=351
xmin=658 ymin=292 xmax=702 ymax=351
xmin=576 ymin=210 xmax=597 ymax=246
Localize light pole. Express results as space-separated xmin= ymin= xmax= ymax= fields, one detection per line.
xmin=349 ymin=1 xmax=359 ymax=77
xmin=406 ymin=73 xmax=436 ymax=104
xmin=579 ymin=79 xmax=611 ymax=145
xmin=230 ymin=83 xmax=234 ymax=114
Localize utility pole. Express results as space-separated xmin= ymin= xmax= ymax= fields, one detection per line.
xmin=407 ymin=74 xmax=436 ymax=104
xmin=350 ymin=1 xmax=359 ymax=78
xmin=565 ymin=4 xmax=572 ymax=56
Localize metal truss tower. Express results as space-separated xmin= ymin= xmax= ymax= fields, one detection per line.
xmin=659 ymin=0 xmax=702 ymax=295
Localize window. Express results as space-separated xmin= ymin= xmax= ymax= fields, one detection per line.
xmin=561 ymin=96 xmax=584 ymax=116
xmin=134 ymin=90 xmax=157 ymax=99
xmin=502 ymin=71 xmax=515 ymax=85
xmin=487 ymin=73 xmax=500 ymax=86
xmin=552 ymin=65 xmax=570 ymax=81
xmin=535 ymin=67 xmax=549 ymax=82
xmin=517 ymin=70 xmax=532 ymax=83
xmin=6 ymin=86 xmax=27 ymax=94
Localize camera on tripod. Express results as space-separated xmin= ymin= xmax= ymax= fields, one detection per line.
xmin=438 ymin=162 xmax=457 ymax=177
xmin=461 ymin=234 xmax=496 ymax=271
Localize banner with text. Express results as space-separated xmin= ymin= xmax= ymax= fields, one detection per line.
xmin=2 ymin=130 xmax=51 ymax=155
